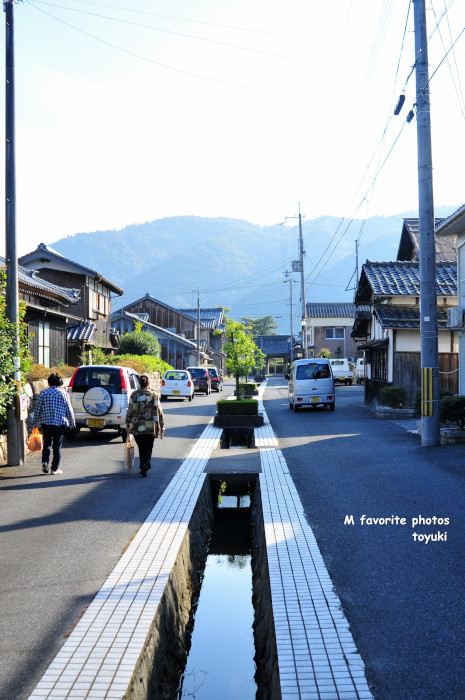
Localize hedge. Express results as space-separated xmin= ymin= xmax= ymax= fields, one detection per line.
xmin=216 ymin=399 xmax=259 ymax=416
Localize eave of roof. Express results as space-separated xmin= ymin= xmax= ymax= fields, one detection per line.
xmin=111 ymin=309 xmax=198 ymax=349
xmin=306 ymin=302 xmax=356 ymax=318
xmin=356 ymin=260 xmax=456 ymax=299
xmin=435 ymin=204 xmax=465 ymax=238
xmin=19 ymin=243 xmax=124 ymax=295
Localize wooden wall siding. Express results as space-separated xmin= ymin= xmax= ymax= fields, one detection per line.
xmin=27 ymin=316 xmax=67 ymax=367
xmin=37 ymin=269 xmax=88 ymax=319
xmin=129 ymin=300 xmax=196 ymax=340
xmin=393 ymin=352 xmax=458 ymax=402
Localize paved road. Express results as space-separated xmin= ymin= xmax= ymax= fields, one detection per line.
xmin=0 ymin=384 xmax=232 ymax=700
xmin=264 ymin=376 xmax=465 ymax=700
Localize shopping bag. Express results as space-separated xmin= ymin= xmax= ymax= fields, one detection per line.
xmin=123 ymin=435 xmax=135 ymax=472
xmin=28 ymin=427 xmax=43 ymax=453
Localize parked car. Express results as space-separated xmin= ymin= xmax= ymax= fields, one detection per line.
xmin=206 ymin=366 xmax=223 ymax=392
xmin=286 ymin=358 xmax=335 ymax=411
xmin=161 ymin=370 xmax=194 ymax=401
xmin=329 ymin=358 xmax=353 ymax=385
xmin=186 ymin=367 xmax=212 ymax=394
xmin=66 ymin=365 xmax=140 ymax=441
xmin=355 ymin=357 xmax=365 ymax=384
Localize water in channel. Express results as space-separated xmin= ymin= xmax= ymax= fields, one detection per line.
xmin=178 ymin=482 xmax=257 ymax=700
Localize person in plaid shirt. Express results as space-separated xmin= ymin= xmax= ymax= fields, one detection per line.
xmin=34 ymin=372 xmax=75 ymax=475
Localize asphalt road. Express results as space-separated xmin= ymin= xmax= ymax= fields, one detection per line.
xmin=0 ymin=383 xmax=232 ymax=700
xmin=263 ymin=376 xmax=465 ymax=700
xmin=3 ymin=376 xmax=465 ymax=700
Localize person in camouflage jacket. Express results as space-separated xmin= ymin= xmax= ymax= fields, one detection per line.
xmin=126 ymin=374 xmax=164 ymax=477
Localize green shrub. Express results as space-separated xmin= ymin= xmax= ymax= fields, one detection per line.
xmin=216 ymin=399 xmax=258 ymax=416
xmin=440 ymin=394 xmax=465 ymax=430
xmin=379 ymin=385 xmax=408 ymax=409
xmin=239 ymin=382 xmax=257 ymax=393
xmin=117 ymin=331 xmax=160 ymax=357
xmin=414 ymin=386 xmax=453 ymax=416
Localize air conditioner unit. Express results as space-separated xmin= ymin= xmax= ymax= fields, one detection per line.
xmin=447 ymin=307 xmax=464 ymax=329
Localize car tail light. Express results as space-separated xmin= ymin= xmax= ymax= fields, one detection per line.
xmin=68 ymin=368 xmax=79 ymax=389
xmin=161 ymin=379 xmax=166 ymax=386
xmin=120 ymin=368 xmax=127 ymax=393
xmin=187 ymin=380 xmax=192 ymax=387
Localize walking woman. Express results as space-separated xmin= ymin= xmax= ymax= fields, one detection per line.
xmin=126 ymin=374 xmax=164 ymax=477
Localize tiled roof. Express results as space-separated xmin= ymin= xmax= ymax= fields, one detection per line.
xmin=111 ymin=309 xmax=198 ymax=349
xmin=67 ymin=321 xmax=96 ymax=341
xmin=306 ymin=303 xmax=356 ymax=318
xmin=375 ymin=305 xmax=450 ymax=329
xmin=256 ymin=335 xmax=292 ymax=354
xmin=361 ymin=260 xmax=456 ymax=297
xmin=398 ymin=219 xmax=456 ymax=261
xmin=177 ymin=307 xmax=225 ymax=329
xmin=19 ymin=243 xmax=124 ymax=295
xmin=435 ymin=204 xmax=465 ymax=238
xmin=1 ymin=255 xmax=80 ymax=303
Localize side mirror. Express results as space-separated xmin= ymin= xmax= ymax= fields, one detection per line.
xmin=285 ymin=374 xmax=290 ymax=380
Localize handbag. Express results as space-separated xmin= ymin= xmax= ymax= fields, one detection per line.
xmin=28 ymin=427 xmax=43 ymax=453
xmin=123 ymin=435 xmax=135 ymax=472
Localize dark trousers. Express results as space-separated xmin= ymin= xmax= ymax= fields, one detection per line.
xmin=41 ymin=425 xmax=65 ymax=470
xmin=134 ymin=434 xmax=155 ymax=468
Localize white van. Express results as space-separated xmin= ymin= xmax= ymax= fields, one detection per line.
xmin=329 ymin=358 xmax=353 ymax=385
xmin=355 ymin=357 xmax=365 ymax=384
xmin=285 ymin=358 xmax=335 ymax=412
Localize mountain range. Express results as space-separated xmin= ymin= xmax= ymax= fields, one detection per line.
xmin=48 ymin=207 xmax=457 ymax=334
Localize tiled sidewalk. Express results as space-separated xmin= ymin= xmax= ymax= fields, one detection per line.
xmin=256 ymin=386 xmax=373 ymax=700
xmin=28 ymin=424 xmax=222 ymax=699
xmin=29 ymin=383 xmax=372 ymax=700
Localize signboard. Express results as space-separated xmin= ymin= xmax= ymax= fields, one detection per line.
xmin=16 ymin=393 xmax=28 ymax=420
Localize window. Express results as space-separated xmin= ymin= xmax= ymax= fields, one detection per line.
xmin=296 ymin=362 xmax=331 ymax=380
xmin=371 ymin=346 xmax=388 ymax=381
xmin=38 ymin=321 xmax=50 ymax=367
xmin=325 ymin=327 xmax=344 ymax=339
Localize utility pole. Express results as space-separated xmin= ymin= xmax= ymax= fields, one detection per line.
xmin=414 ymin=0 xmax=440 ymax=446
xmin=298 ymin=203 xmax=308 ymax=359
xmin=5 ymin=0 xmax=24 ymax=465
xmin=196 ymin=289 xmax=201 ymax=365
xmin=284 ymin=271 xmax=295 ymax=364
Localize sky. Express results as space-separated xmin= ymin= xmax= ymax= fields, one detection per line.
xmin=0 ymin=0 xmax=464 ymax=257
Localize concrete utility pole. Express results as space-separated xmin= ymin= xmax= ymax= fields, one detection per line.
xmin=414 ymin=0 xmax=440 ymax=446
xmin=196 ymin=289 xmax=201 ymax=365
xmin=298 ymin=204 xmax=308 ymax=359
xmin=5 ymin=0 xmax=24 ymax=465
xmin=284 ymin=271 xmax=295 ymax=363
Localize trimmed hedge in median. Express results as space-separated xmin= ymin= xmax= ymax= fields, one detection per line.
xmin=216 ymin=399 xmax=259 ymax=416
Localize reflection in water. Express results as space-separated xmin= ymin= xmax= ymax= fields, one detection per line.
xmin=178 ymin=554 xmax=256 ymax=700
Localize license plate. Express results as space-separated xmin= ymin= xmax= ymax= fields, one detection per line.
xmin=172 ymin=390 xmax=180 ymax=395
xmin=88 ymin=419 xmax=104 ymax=428
xmin=310 ymin=397 xmax=320 ymax=403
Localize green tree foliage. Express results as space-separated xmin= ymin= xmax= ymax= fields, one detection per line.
xmin=0 ymin=270 xmax=32 ymax=434
xmin=222 ymin=319 xmax=259 ymax=399
xmin=317 ymin=347 xmax=331 ymax=359
xmin=117 ymin=330 xmax=160 ymax=357
xmin=240 ymin=315 xmax=277 ymax=338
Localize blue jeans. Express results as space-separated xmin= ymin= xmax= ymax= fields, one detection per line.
xmin=41 ymin=425 xmax=65 ymax=471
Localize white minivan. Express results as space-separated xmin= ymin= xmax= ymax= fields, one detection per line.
xmin=286 ymin=358 xmax=335 ymax=412
xmin=329 ymin=358 xmax=353 ymax=385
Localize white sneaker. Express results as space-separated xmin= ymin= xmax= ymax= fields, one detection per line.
xmin=51 ymin=469 xmax=63 ymax=475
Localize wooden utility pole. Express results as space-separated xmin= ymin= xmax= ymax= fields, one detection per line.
xmin=414 ymin=0 xmax=440 ymax=446
xmin=5 ymin=0 xmax=24 ymax=465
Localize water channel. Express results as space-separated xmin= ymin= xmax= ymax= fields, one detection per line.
xmin=177 ymin=482 xmax=257 ymax=700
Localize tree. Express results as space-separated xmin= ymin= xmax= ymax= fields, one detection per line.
xmin=0 ymin=270 xmax=31 ymax=434
xmin=118 ymin=329 xmax=160 ymax=357
xmin=317 ymin=348 xmax=331 ymax=359
xmin=240 ymin=315 xmax=277 ymax=339
xmin=222 ymin=319 xmax=258 ymax=399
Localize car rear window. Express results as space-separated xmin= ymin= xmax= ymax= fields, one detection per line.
xmin=208 ymin=368 xmax=218 ymax=379
xmin=296 ymin=363 xmax=331 ymax=380
xmin=72 ymin=367 xmax=122 ymax=393
xmin=165 ymin=371 xmax=188 ymax=381
xmin=188 ymin=368 xmax=206 ymax=378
